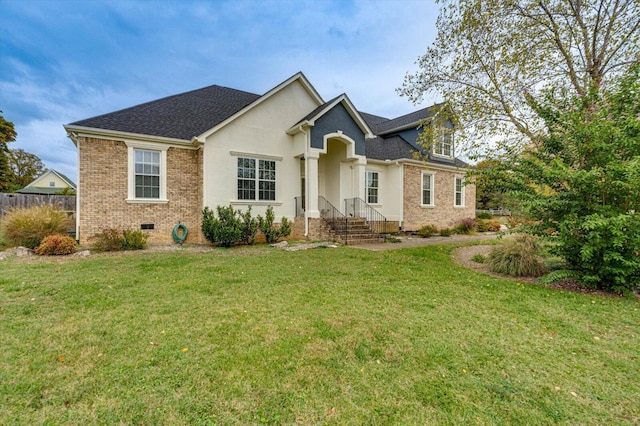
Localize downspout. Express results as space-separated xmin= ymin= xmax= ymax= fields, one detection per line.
xmin=68 ymin=132 xmax=81 ymax=242
xmin=397 ymin=161 xmax=403 ymax=230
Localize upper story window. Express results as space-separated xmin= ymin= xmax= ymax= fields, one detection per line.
xmin=366 ymin=171 xmax=379 ymax=204
xmin=422 ymin=172 xmax=434 ymax=206
xmin=49 ymin=181 xmax=55 ymax=187
xmin=454 ymin=176 xmax=465 ymax=207
xmin=433 ymin=128 xmax=453 ymax=158
xmin=237 ymin=157 xmax=276 ymax=201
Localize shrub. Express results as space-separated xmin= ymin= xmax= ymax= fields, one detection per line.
xmin=0 ymin=205 xmax=72 ymax=249
xmin=258 ymin=206 xmax=291 ymax=244
xmin=485 ymin=220 xmax=502 ymax=232
xmin=91 ymin=228 xmax=148 ymax=251
xmin=453 ymin=217 xmax=478 ymax=235
xmin=202 ymin=205 xmax=243 ymax=247
xmin=476 ymin=221 xmax=488 ymax=232
xmin=439 ymin=228 xmax=453 ymax=237
xmin=476 ymin=211 xmax=493 ymax=219
xmin=488 ymin=234 xmax=547 ymax=277
xmin=34 ymin=234 xmax=77 ymax=255
xmin=556 ymin=213 xmax=640 ymax=292
xmin=239 ymin=206 xmax=258 ymax=245
xmin=91 ymin=228 xmax=126 ymax=251
xmin=122 ymin=229 xmax=148 ymax=250
xmin=471 ymin=253 xmax=486 ymax=263
xmin=417 ymin=224 xmax=439 ymax=238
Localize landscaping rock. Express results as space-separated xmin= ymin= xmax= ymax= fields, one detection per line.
xmin=270 ymin=241 xmax=289 ymax=248
xmin=284 ymin=242 xmax=337 ymax=251
xmin=15 ymin=247 xmax=34 ymax=257
xmin=74 ymin=250 xmax=91 ymax=257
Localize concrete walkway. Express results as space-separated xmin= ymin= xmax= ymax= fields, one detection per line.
xmin=350 ymin=233 xmax=499 ymax=251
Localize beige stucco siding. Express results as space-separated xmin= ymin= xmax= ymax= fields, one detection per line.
xmin=78 ymin=137 xmax=203 ymax=245
xmin=401 ymin=164 xmax=476 ymax=231
xmin=203 ymin=79 xmax=320 ymax=219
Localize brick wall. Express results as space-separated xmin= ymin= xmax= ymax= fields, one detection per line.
xmin=402 ymin=164 xmax=476 ymax=231
xmin=78 ymin=137 xmax=204 ymax=245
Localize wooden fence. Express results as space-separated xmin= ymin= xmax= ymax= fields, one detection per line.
xmin=0 ymin=193 xmax=76 ymax=217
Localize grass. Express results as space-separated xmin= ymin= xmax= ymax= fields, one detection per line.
xmin=1 ymin=244 xmax=639 ymax=424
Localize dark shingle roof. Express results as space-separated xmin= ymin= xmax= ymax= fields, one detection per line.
xmin=365 ymin=135 xmax=418 ymax=160
xmin=70 ymin=85 xmax=261 ymax=140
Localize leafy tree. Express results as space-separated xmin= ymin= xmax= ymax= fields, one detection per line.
xmin=0 ymin=111 xmax=17 ymax=191
xmin=8 ymin=148 xmax=46 ymax=189
xmin=400 ymin=0 xmax=640 ymax=155
xmin=482 ymin=63 xmax=640 ymax=292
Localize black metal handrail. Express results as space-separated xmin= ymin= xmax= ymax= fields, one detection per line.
xmin=319 ymin=196 xmax=348 ymax=244
xmin=344 ymin=197 xmax=388 ymax=239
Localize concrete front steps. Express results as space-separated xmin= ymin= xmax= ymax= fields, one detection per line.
xmin=324 ymin=217 xmax=384 ymax=245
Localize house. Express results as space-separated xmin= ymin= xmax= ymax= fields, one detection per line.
xmin=16 ymin=169 xmax=76 ymax=195
xmin=64 ymin=72 xmax=475 ymax=245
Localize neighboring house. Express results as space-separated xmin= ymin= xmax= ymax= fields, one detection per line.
xmin=64 ymin=72 xmax=475 ymax=245
xmin=16 ymin=169 xmax=76 ymax=195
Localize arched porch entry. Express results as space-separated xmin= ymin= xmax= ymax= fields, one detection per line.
xmin=303 ymin=132 xmax=366 ymax=218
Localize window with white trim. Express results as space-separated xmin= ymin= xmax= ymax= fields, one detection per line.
xmin=125 ymin=141 xmax=168 ymax=203
xmin=455 ymin=176 xmax=465 ymax=207
xmin=135 ymin=150 xmax=160 ymax=198
xmin=434 ymin=128 xmax=453 ymax=157
xmin=366 ymin=171 xmax=379 ymax=204
xmin=422 ymin=172 xmax=434 ymax=206
xmin=237 ymin=157 xmax=276 ymax=201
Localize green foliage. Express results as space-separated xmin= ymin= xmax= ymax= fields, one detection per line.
xmin=556 ymin=214 xmax=640 ymax=293
xmin=477 ymin=219 xmax=501 ymax=233
xmin=258 ymin=206 xmax=291 ymax=244
xmin=91 ymin=228 xmax=148 ymax=251
xmin=122 ymin=229 xmax=148 ymax=250
xmin=34 ymin=234 xmax=77 ymax=255
xmin=239 ymin=206 xmax=258 ymax=245
xmin=537 ymin=269 xmax=582 ymax=286
xmin=201 ymin=205 xmax=243 ymax=247
xmin=439 ymin=227 xmax=453 ymax=237
xmin=471 ymin=253 xmax=486 ymax=263
xmin=0 ymin=111 xmax=17 ymax=191
xmin=8 ymin=148 xmax=46 ymax=189
xmin=0 ymin=205 xmax=72 ymax=249
xmin=476 ymin=211 xmax=493 ymax=220
xmin=453 ymin=217 xmax=478 ymax=235
xmin=477 ymin=63 xmax=640 ymax=291
xmin=417 ymin=224 xmax=439 ymax=238
xmin=488 ymin=234 xmax=547 ymax=277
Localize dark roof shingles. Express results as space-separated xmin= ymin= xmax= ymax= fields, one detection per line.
xmin=70 ymin=85 xmax=261 ymax=140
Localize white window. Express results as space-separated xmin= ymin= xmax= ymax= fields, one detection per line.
xmin=237 ymin=158 xmax=276 ymax=201
xmin=434 ymin=127 xmax=453 ymax=157
xmin=422 ymin=172 xmax=434 ymax=206
xmin=366 ymin=171 xmax=379 ymax=204
xmin=455 ymin=176 xmax=465 ymax=207
xmin=125 ymin=141 xmax=168 ymax=203
xmin=135 ymin=150 xmax=160 ymax=198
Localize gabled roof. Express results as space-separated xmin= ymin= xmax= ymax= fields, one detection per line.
xmin=67 ymin=85 xmax=261 ymax=141
xmin=66 ymin=72 xmax=325 ymax=144
xmin=287 ymin=93 xmax=375 ymax=138
xmin=362 ymin=103 xmax=448 ymax=135
xmin=365 ymin=135 xmax=417 ymax=161
xmin=17 ymin=169 xmax=76 ymax=194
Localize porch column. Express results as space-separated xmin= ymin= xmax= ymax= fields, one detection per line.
xmin=353 ymin=156 xmax=367 ymax=200
xmin=305 ymin=151 xmax=320 ymax=218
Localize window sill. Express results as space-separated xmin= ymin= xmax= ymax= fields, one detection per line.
xmin=454 ymin=205 xmax=466 ymax=209
xmin=231 ymin=200 xmax=282 ymax=206
xmin=126 ymin=198 xmax=169 ymax=204
xmin=420 ymin=204 xmax=435 ymax=208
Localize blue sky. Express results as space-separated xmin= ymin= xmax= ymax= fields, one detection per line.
xmin=0 ymin=0 xmax=439 ymax=182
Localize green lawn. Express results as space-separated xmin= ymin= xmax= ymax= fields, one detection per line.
xmin=1 ymin=244 xmax=638 ymax=425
